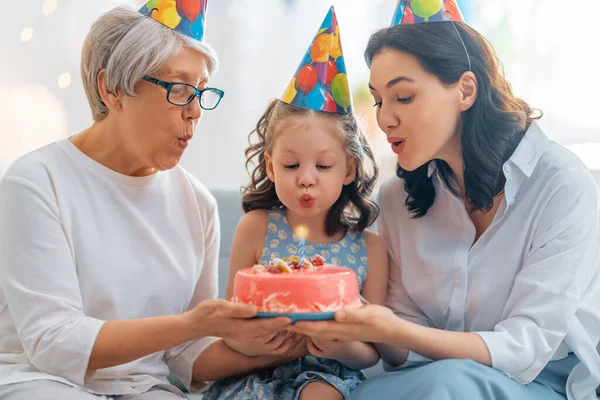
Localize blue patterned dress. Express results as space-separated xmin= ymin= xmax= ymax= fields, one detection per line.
xmin=204 ymin=208 xmax=369 ymax=400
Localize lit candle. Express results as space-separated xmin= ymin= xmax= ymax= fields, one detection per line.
xmin=296 ymin=225 xmax=307 ymax=266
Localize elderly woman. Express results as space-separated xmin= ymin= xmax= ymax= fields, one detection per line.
xmin=0 ymin=5 xmax=300 ymax=400
xmin=290 ymin=2 xmax=600 ymax=400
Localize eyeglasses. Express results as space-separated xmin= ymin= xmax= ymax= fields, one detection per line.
xmin=142 ymin=76 xmax=224 ymax=110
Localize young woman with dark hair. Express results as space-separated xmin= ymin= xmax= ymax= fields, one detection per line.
xmin=290 ymin=2 xmax=600 ymax=399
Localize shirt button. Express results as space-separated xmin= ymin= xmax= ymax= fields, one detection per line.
xmin=503 ymin=164 xmax=512 ymax=174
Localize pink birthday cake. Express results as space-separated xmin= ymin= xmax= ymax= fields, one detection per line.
xmin=232 ymin=255 xmax=361 ymax=313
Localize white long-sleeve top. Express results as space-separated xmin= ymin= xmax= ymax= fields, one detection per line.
xmin=377 ymin=123 xmax=600 ymax=400
xmin=0 ymin=139 xmax=220 ymax=395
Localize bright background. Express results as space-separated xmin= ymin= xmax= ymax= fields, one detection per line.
xmin=1 ymin=0 xmax=599 ymax=185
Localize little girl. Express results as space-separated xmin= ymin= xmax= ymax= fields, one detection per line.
xmin=203 ymin=8 xmax=389 ymax=400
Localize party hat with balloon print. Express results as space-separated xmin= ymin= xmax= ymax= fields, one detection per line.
xmin=391 ymin=0 xmax=465 ymax=26
xmin=139 ymin=0 xmax=208 ymax=41
xmin=282 ymin=6 xmax=353 ymax=113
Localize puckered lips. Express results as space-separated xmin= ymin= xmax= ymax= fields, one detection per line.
xmin=387 ymin=136 xmax=406 ymax=154
xmin=299 ymin=193 xmax=315 ymax=208
xmin=178 ymin=134 xmax=193 ymax=150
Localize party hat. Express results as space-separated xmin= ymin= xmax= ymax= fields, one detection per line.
xmin=391 ymin=0 xmax=464 ymax=26
xmin=139 ymin=0 xmax=208 ymax=41
xmin=282 ymin=6 xmax=353 ymax=113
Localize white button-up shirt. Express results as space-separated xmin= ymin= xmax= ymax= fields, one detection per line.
xmin=0 ymin=140 xmax=219 ymax=395
xmin=376 ymin=123 xmax=600 ymax=400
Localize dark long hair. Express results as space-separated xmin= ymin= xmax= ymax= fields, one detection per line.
xmin=365 ymin=22 xmax=541 ymax=218
xmin=242 ymin=99 xmax=380 ymax=236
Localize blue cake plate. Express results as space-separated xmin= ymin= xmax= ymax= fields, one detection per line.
xmin=256 ymin=312 xmax=334 ymax=323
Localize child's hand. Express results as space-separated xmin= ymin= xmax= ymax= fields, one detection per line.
xmin=263 ymin=333 xmax=309 ymax=366
xmin=306 ymin=336 xmax=352 ymax=360
xmin=225 ymin=331 xmax=303 ymax=357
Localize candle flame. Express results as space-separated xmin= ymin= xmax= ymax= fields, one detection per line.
xmin=296 ymin=225 xmax=308 ymax=239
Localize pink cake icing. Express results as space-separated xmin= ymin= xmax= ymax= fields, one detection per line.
xmin=232 ymin=256 xmax=361 ymax=313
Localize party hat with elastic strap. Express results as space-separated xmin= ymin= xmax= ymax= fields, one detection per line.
xmin=282 ymin=6 xmax=353 ymax=114
xmin=139 ymin=0 xmax=208 ymax=41
xmin=391 ymin=0 xmax=464 ymax=26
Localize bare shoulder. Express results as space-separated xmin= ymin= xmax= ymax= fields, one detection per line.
xmin=363 ymin=230 xmax=389 ymax=273
xmin=233 ymin=209 xmax=269 ymax=259
xmin=226 ymin=209 xmax=269 ymax=298
xmin=361 ymin=230 xmax=389 ymax=305
xmin=364 ymin=230 xmax=387 ymax=254
xmin=238 ymin=209 xmax=268 ymax=233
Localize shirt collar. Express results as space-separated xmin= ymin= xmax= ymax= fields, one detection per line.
xmin=501 ymin=122 xmax=549 ymax=208
xmin=427 ymin=160 xmax=438 ymax=178
xmin=505 ymin=122 xmax=548 ymax=178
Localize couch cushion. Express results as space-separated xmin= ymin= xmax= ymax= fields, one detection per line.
xmin=208 ymin=185 xmax=244 ymax=258
xmin=208 ymin=186 xmax=244 ymax=298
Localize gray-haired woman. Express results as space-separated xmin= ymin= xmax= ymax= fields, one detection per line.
xmin=0 ymin=5 xmax=302 ymax=400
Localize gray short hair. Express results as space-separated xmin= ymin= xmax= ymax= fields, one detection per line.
xmin=81 ymin=6 xmax=219 ymax=121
